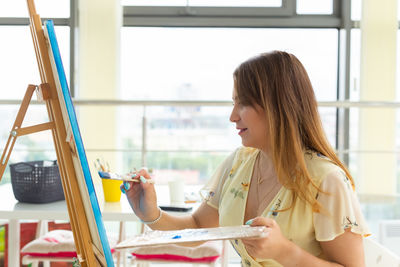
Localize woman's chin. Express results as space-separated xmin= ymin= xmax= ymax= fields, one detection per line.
xmin=241 ymin=140 xmax=252 ymax=148
xmin=241 ymin=140 xmax=262 ymax=150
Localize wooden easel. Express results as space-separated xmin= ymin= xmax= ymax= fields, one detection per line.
xmin=0 ymin=1 xmax=106 ymax=266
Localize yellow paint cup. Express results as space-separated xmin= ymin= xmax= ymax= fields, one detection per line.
xmin=101 ymin=179 xmax=122 ymax=202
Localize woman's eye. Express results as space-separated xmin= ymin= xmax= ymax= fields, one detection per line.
xmin=232 ymin=99 xmax=242 ymax=106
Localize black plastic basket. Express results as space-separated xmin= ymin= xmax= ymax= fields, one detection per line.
xmin=10 ymin=160 xmax=65 ymax=203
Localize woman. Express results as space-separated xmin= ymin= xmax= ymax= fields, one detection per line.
xmin=121 ymin=51 xmax=370 ymax=266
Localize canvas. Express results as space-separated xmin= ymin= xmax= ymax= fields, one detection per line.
xmin=44 ymin=20 xmax=114 ymax=266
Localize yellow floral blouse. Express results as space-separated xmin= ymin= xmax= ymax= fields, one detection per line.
xmin=201 ymin=147 xmax=370 ymax=267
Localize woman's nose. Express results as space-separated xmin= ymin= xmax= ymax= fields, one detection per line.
xmin=230 ymin=107 xmax=239 ymax=122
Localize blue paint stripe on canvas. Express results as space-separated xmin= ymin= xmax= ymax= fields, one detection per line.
xmin=45 ymin=20 xmax=114 ymax=267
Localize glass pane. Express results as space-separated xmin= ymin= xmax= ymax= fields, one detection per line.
xmin=116 ymin=105 xmax=236 ymax=186
xmin=296 ymin=0 xmax=333 ymax=14
xmin=348 ymin=107 xmax=359 ymax=155
xmin=145 ymin=106 xmax=240 ymax=151
xmin=351 ymin=29 xmax=400 ymax=133
xmin=351 ymin=0 xmax=361 ymax=21
xmin=348 ymin=107 xmax=399 ymax=191
xmin=122 ymin=0 xmax=186 ymax=6
xmin=399 ymin=2 xmax=400 ymax=21
xmin=121 ymin=27 xmax=338 ymax=102
xmin=118 ymin=152 xmax=143 ymax=174
xmin=122 ymin=0 xmax=281 ymax=7
xmin=117 ymin=106 xmax=144 ymax=151
xmin=117 ymin=104 xmax=337 ymax=185
xmin=360 ymin=195 xmax=400 ymax=240
xmin=348 ymin=150 xmax=400 ymax=238
xmin=350 ymin=29 xmax=361 ymax=101
xmin=0 ymin=0 xmax=70 ymax=18
xmin=0 ymin=105 xmax=57 ymax=185
xmin=319 ymin=107 xmax=337 ymax=148
xmin=146 ymin=151 xmax=230 ymax=185
xmin=0 ymin=26 xmax=70 ymax=100
xmin=397 ymin=30 xmax=400 ymax=101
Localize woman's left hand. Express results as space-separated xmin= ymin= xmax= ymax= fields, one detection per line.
xmin=241 ymin=217 xmax=293 ymax=261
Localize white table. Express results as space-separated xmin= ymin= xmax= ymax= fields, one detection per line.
xmin=0 ymin=183 xmax=198 ymax=266
xmin=0 ymin=183 xmax=138 ymax=267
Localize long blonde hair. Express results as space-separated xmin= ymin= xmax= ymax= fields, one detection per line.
xmin=233 ymin=51 xmax=354 ymax=212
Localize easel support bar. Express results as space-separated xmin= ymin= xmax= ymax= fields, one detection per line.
xmin=15 ymin=122 xmax=54 ymax=137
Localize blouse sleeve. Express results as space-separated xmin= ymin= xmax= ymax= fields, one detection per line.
xmin=199 ymin=149 xmax=237 ymax=210
xmin=313 ymin=170 xmax=371 ymax=242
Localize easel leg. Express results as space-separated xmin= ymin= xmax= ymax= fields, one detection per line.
xmin=0 ymin=84 xmax=37 ymax=180
xmin=117 ymin=221 xmax=126 ymax=267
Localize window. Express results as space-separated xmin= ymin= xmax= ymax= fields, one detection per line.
xmin=1 ymin=0 xmax=399 ymax=244
xmin=121 ymin=28 xmax=338 ymax=101
xmin=0 ymin=2 xmax=72 ymax=185
xmin=122 ymin=0 xmax=282 ymax=7
xmin=0 ymin=26 xmax=69 ymax=100
xmin=118 ymin=0 xmax=400 ymax=241
xmin=0 ymin=0 xmax=70 ymax=18
xmin=120 ymin=2 xmax=341 ymax=185
xmin=120 ymin=27 xmax=339 ymax=181
xmin=296 ymin=0 xmax=333 ymax=14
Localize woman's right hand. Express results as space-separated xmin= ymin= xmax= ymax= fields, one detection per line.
xmin=120 ymin=168 xmax=159 ymax=222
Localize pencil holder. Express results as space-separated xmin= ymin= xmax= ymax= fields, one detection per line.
xmin=101 ymin=179 xmax=122 ymax=202
xmin=10 ymin=160 xmax=65 ymax=203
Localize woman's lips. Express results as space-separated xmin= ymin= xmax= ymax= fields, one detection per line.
xmin=238 ymin=128 xmax=247 ymax=135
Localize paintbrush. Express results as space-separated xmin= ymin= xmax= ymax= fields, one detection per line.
xmin=98 ymin=171 xmax=155 ymax=184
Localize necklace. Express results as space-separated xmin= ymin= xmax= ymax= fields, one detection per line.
xmin=254 ymin=153 xmax=281 ymax=214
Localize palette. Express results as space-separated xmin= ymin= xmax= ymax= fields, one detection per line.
xmin=116 ymin=225 xmax=268 ymax=249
